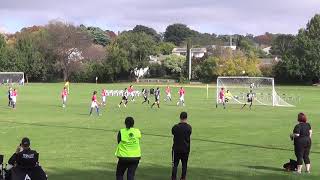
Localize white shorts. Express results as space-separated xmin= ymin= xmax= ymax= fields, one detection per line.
xmin=91 ymin=102 xmax=98 ymax=108
xmin=167 ymin=93 xmax=171 ymax=98
xmin=102 ymin=96 xmax=106 ymax=102
xmin=63 ymin=96 xmax=67 ymax=102
xmin=11 ymin=96 xmax=17 ymax=103
xmin=179 ymin=95 xmax=184 ymax=101
xmin=218 ymin=97 xmax=225 ymax=103
xmin=129 ymin=92 xmax=134 ymax=97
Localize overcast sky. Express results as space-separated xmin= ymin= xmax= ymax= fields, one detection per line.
xmin=0 ymin=0 xmax=319 ymax=35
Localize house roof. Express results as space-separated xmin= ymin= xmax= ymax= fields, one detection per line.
xmin=172 ymin=48 xmax=207 ymax=53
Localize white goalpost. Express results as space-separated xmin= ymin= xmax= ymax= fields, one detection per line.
xmin=216 ymin=76 xmax=294 ymax=107
xmin=0 ymin=72 xmax=25 ymax=85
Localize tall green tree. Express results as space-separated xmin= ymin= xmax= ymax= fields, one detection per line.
xmin=270 ymin=34 xmax=295 ymax=56
xmin=116 ymin=31 xmax=157 ymax=79
xmin=14 ymin=29 xmax=51 ymax=81
xmin=275 ymin=14 xmax=320 ymax=82
xmin=157 ymin=42 xmax=176 ymax=55
xmin=132 ymin=25 xmax=160 ymax=42
xmin=162 ymin=54 xmax=186 ymax=78
xmin=164 ymin=24 xmax=195 ymax=46
xmin=81 ymin=25 xmax=111 ymax=46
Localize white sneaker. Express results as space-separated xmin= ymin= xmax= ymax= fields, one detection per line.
xmin=124 ymin=104 xmax=127 ymax=107
xmin=118 ymin=104 xmax=120 ymax=108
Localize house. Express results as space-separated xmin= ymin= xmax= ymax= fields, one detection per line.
xmin=172 ymin=48 xmax=207 ymax=58
xmin=262 ymin=46 xmax=272 ymax=55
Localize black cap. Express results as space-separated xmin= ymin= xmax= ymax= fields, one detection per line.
xmin=21 ymin=137 xmax=30 ymax=147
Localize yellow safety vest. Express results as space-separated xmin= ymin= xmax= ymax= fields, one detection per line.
xmin=115 ymin=128 xmax=141 ymax=158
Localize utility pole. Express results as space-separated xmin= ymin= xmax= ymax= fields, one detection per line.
xmin=187 ymin=40 xmax=192 ymax=80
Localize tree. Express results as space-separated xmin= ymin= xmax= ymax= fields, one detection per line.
xmin=270 ymin=34 xmax=295 ymax=56
xmin=104 ymin=42 xmax=130 ymax=81
xmin=46 ymin=21 xmax=92 ymax=81
xmin=14 ymin=30 xmax=49 ymax=81
xmin=132 ymin=25 xmax=160 ymax=42
xmin=162 ymin=54 xmax=186 ymax=78
xmin=214 ymin=49 xmax=261 ymax=77
xmin=0 ymin=34 xmax=6 ymax=49
xmin=81 ymin=25 xmax=111 ymax=46
xmin=157 ymin=42 xmax=176 ymax=55
xmin=198 ymin=57 xmax=218 ymax=82
xmin=254 ymin=32 xmax=275 ymax=46
xmin=164 ymin=24 xmax=195 ymax=46
xmin=116 ymin=31 xmax=157 ymax=79
xmin=275 ymin=14 xmax=320 ymax=83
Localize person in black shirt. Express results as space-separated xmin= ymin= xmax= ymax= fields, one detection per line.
xmin=151 ymin=87 xmax=160 ymax=108
xmin=290 ymin=113 xmax=312 ymax=174
xmin=7 ymin=137 xmax=47 ymax=180
xmin=141 ymin=88 xmax=150 ymax=104
xmin=171 ymin=112 xmax=192 ymax=180
xmin=8 ymin=137 xmax=38 ymax=169
xmin=8 ymin=87 xmax=12 ymax=107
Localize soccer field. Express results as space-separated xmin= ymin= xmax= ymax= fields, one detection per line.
xmin=0 ymin=83 xmax=319 ymax=180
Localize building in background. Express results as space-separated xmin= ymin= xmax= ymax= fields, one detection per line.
xmin=172 ymin=48 xmax=207 ymax=58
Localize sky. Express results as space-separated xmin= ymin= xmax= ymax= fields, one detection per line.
xmin=0 ymin=0 xmax=319 ymax=35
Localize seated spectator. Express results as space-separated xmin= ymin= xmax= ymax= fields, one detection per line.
xmin=8 ymin=137 xmax=47 ymax=180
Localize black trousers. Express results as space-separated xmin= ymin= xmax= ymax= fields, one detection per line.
xmin=171 ymin=150 xmax=189 ymax=180
xmin=294 ymin=138 xmax=311 ymax=165
xmin=116 ymin=159 xmax=139 ymax=180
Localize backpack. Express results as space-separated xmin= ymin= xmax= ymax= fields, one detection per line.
xmin=283 ymin=159 xmax=297 ymax=171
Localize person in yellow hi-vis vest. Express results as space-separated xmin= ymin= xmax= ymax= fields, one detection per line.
xmin=115 ymin=117 xmax=141 ymax=180
xmin=64 ymin=81 xmax=70 ymax=94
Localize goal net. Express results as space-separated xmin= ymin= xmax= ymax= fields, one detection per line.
xmin=0 ymin=72 xmax=25 ymax=85
xmin=216 ymin=76 xmax=294 ymax=107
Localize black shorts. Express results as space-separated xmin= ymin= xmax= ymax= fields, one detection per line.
xmin=122 ymin=96 xmax=128 ymax=101
xmin=155 ymin=97 xmax=159 ymax=102
xmin=247 ymin=99 xmax=252 ymax=103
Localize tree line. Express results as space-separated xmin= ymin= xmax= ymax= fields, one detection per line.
xmin=0 ymin=14 xmax=319 ymax=83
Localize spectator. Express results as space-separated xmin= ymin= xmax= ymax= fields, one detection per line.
xmin=290 ymin=113 xmax=312 ymax=173
xmin=171 ymin=112 xmax=192 ymax=180
xmin=8 ymin=137 xmax=38 ymax=169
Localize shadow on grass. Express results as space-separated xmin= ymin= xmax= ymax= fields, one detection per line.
xmin=47 ymin=163 xmax=318 ymax=180
xmin=245 ymin=165 xmax=284 ymax=172
xmin=1 ymin=120 xmax=320 ymax=154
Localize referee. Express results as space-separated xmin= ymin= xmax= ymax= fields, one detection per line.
xmin=171 ymin=112 xmax=192 ymax=180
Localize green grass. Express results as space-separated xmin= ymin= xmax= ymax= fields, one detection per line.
xmin=0 ymin=83 xmax=319 ymax=180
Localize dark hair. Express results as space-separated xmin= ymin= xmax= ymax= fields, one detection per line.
xmin=93 ymin=91 xmax=97 ymax=95
xmin=21 ymin=137 xmax=30 ymax=147
xmin=125 ymin=117 xmax=134 ymax=128
xmin=180 ymin=112 xmax=188 ymax=120
xmin=298 ymin=113 xmax=307 ymax=123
